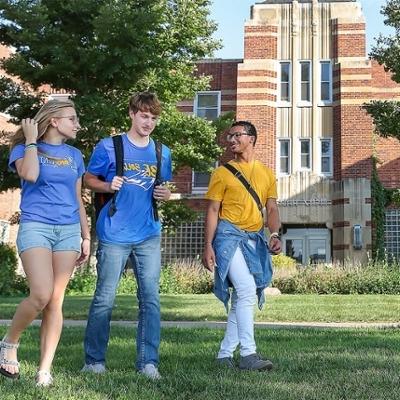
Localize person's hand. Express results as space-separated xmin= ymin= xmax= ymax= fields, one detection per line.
xmin=269 ymin=237 xmax=282 ymax=255
xmin=109 ymin=176 xmax=124 ymax=192
xmin=21 ymin=118 xmax=39 ymax=144
xmin=76 ymin=239 xmax=90 ymax=266
xmin=202 ymin=244 xmax=216 ymax=272
xmin=153 ymin=184 xmax=171 ymax=201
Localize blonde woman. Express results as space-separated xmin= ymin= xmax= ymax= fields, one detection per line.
xmin=0 ymin=99 xmax=90 ymax=386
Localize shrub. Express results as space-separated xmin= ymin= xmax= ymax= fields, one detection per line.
xmin=67 ymin=259 xmax=213 ymax=295
xmin=67 ymin=266 xmax=96 ymax=295
xmin=273 ymin=262 xmax=400 ymax=294
xmin=0 ymin=243 xmax=27 ymax=295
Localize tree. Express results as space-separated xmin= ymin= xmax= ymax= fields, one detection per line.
xmin=364 ymin=0 xmax=400 ymax=139
xmin=0 ymin=0 xmax=223 ymax=226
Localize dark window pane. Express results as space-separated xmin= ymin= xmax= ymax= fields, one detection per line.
xmin=197 ymin=94 xmax=218 ymax=108
xmin=321 ymin=82 xmax=330 ymax=101
xmin=196 ymin=108 xmax=218 ymax=121
xmin=285 ymin=239 xmax=303 ymax=263
xmin=321 ymin=156 xmax=330 ymax=173
xmin=321 ymin=140 xmax=330 ymax=154
xmin=280 ymin=141 xmax=289 ymax=156
xmin=281 ymin=63 xmax=290 ymax=82
xmin=301 ymin=140 xmax=310 ymax=153
xmin=301 ymin=63 xmax=310 ymax=81
xmin=281 ymin=83 xmax=289 ymax=102
xmin=280 ymin=158 xmax=289 ymax=174
xmin=193 ymin=172 xmax=211 ymax=187
xmin=301 ymin=82 xmax=310 ymax=101
xmin=321 ymin=63 xmax=330 ymax=81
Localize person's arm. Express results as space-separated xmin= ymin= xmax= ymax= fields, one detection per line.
xmin=265 ymin=198 xmax=282 ymax=254
xmin=83 ymin=171 xmax=124 ymax=193
xmin=14 ymin=119 xmax=40 ymax=183
xmin=202 ymin=200 xmax=221 ymax=272
xmin=75 ymin=178 xmax=90 ymax=266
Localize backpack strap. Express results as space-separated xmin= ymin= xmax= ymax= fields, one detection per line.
xmin=108 ymin=135 xmax=124 ymax=217
xmin=152 ymin=140 xmax=163 ymax=221
xmin=223 ymin=163 xmax=264 ymax=216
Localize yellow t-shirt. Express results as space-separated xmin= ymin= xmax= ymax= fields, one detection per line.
xmin=205 ymin=160 xmax=278 ymax=232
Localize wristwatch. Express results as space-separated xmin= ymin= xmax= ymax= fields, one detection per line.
xmin=270 ymin=232 xmax=281 ymax=240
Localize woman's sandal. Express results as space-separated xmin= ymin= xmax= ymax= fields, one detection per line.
xmin=0 ymin=337 xmax=20 ymax=380
xmin=35 ymin=370 xmax=53 ymax=387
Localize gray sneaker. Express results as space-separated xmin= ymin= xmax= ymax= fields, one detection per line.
xmin=139 ymin=364 xmax=161 ymax=380
xmin=239 ymin=353 xmax=273 ymax=371
xmin=216 ymin=357 xmax=236 ymax=369
xmin=81 ymin=363 xmax=106 ymax=374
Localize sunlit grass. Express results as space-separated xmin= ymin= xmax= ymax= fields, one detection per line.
xmin=1 ymin=294 xmax=399 ymax=322
xmin=0 ymin=326 xmax=399 ymax=400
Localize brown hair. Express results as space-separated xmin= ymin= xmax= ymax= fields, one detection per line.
xmin=10 ymin=99 xmax=76 ymax=150
xmin=128 ymin=92 xmax=162 ymax=116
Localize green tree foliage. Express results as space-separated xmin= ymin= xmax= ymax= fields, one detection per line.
xmin=364 ymin=0 xmax=400 ymax=139
xmin=0 ymin=0 xmax=221 ymax=169
xmin=0 ymin=0 xmax=223 ymax=227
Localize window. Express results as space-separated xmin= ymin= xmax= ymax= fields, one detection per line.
xmin=321 ymin=138 xmax=332 ymax=175
xmin=279 ymin=139 xmax=290 ymax=175
xmin=193 ymin=91 xmax=220 ymax=192
xmin=299 ymin=61 xmax=311 ymax=103
xmin=300 ymin=139 xmax=311 ymax=170
xmin=320 ymin=61 xmax=332 ymax=103
xmin=279 ymin=62 xmax=291 ymax=103
xmin=194 ymin=91 xmax=221 ymax=120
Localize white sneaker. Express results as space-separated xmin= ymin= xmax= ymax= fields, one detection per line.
xmin=139 ymin=364 xmax=161 ymax=380
xmin=81 ymin=363 xmax=106 ymax=374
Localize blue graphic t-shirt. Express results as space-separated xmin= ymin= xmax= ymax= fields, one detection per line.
xmin=9 ymin=142 xmax=85 ymax=225
xmin=88 ymin=134 xmax=172 ymax=244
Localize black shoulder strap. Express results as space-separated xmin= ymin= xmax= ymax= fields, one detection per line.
xmin=108 ymin=135 xmax=124 ymax=217
xmin=223 ymin=163 xmax=263 ymax=216
xmin=152 ymin=140 xmax=163 ymax=221
xmin=112 ymin=135 xmax=124 ymax=176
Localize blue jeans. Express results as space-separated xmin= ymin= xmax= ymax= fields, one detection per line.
xmin=84 ymin=236 xmax=161 ymax=370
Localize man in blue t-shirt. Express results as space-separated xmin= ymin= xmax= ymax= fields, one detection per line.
xmin=82 ymin=92 xmax=172 ymax=380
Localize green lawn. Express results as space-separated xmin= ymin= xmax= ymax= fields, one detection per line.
xmin=0 ymin=326 xmax=399 ymax=400
xmin=1 ymin=294 xmax=399 ymax=322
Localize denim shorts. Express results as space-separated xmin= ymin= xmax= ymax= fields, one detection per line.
xmin=16 ymin=221 xmax=81 ymax=255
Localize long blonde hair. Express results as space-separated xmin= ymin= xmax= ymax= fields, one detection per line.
xmin=10 ymin=99 xmax=76 ymax=150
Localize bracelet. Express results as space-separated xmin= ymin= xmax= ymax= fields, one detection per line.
xmin=82 ymin=237 xmax=91 ymax=241
xmin=24 ymin=143 xmax=38 ymax=151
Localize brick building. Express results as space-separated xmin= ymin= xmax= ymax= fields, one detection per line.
xmin=2 ymin=0 xmax=400 ymax=265
xmin=167 ymin=0 xmax=400 ymax=264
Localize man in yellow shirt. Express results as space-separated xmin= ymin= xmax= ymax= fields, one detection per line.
xmin=202 ymin=121 xmax=281 ymax=371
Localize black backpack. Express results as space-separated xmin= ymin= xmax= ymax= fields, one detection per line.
xmin=93 ymin=135 xmax=163 ymax=221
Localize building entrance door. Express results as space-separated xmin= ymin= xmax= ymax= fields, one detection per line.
xmin=283 ymin=228 xmax=331 ymax=264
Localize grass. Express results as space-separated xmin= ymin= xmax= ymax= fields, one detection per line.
xmin=0 ymin=326 xmax=399 ymax=400
xmin=1 ymin=294 xmax=400 ymax=322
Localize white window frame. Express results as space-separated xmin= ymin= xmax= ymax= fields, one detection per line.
xmin=193 ymin=91 xmax=221 ymax=120
xmin=298 ymin=60 xmax=312 ymax=106
xmin=192 ymin=91 xmax=221 ymax=193
xmin=278 ymin=138 xmax=291 ymax=176
xmin=319 ymin=60 xmax=332 ymax=105
xmin=278 ymin=61 xmax=292 ymax=106
xmin=320 ymin=138 xmax=333 ymax=176
xmin=299 ymin=138 xmax=311 ymax=171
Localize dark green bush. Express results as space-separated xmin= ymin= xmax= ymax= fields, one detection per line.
xmin=273 ymin=263 xmax=400 ymax=294
xmin=0 ymin=243 xmax=27 ymax=295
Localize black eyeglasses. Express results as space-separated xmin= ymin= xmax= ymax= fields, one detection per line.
xmin=226 ymin=132 xmax=251 ymax=141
